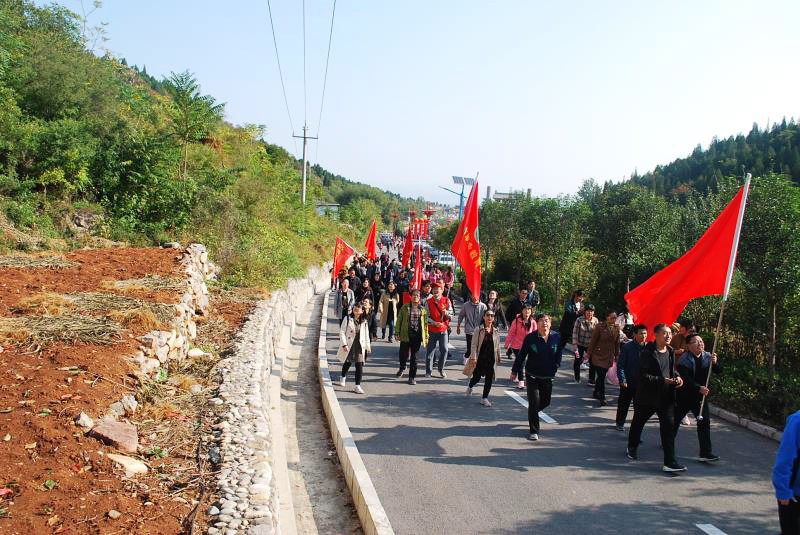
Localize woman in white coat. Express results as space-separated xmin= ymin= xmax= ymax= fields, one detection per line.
xmin=466 ymin=309 xmax=502 ymax=406
xmin=338 ymin=303 xmax=372 ymax=394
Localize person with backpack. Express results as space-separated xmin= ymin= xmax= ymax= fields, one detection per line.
xmin=507 ymin=304 xmax=536 ymax=389
xmin=773 ymin=409 xmax=800 ymax=535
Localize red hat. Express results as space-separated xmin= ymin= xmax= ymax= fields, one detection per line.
xmin=431 ymin=281 xmax=443 ymax=288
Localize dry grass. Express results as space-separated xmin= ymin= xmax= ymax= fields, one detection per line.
xmin=108 ymin=308 xmax=163 ymax=332
xmin=0 ymin=255 xmax=76 ymax=269
xmin=15 ymin=292 xmax=73 ymax=315
xmin=104 ymin=275 xmax=186 ymax=294
xmin=0 ymin=315 xmax=123 ymax=345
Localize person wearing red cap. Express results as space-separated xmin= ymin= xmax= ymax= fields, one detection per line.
xmin=423 ymin=281 xmax=451 ymax=378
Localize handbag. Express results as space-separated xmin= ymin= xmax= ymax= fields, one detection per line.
xmin=462 ymin=358 xmax=476 ymax=377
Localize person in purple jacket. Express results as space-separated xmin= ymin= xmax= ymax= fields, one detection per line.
xmin=773 ymin=409 xmax=800 ymax=534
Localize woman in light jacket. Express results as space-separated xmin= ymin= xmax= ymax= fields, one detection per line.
xmin=338 ymin=303 xmax=372 ymax=394
xmin=586 ymin=310 xmax=620 ymax=406
xmin=507 ymin=304 xmax=536 ymax=389
xmin=466 ymin=309 xmax=502 ymax=407
xmin=379 ymin=281 xmax=401 ymax=342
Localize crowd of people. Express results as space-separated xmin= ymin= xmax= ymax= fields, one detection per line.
xmin=333 ymin=241 xmax=800 ymax=532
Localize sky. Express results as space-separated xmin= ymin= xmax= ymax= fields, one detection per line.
xmin=57 ymin=0 xmax=800 ymax=203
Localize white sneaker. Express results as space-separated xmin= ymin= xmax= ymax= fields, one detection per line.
xmin=517 ymin=380 xmax=526 ymax=390
xmin=466 ymin=386 xmax=473 ymax=396
xmin=681 ymin=415 xmax=691 ymax=426
xmin=439 ymin=370 xmax=447 ymax=379
xmin=354 ymin=385 xmax=365 ymax=394
xmin=481 ymin=398 xmax=492 ymax=407
xmin=580 ymin=363 xmax=590 ymax=370
xmin=339 ymin=376 xmax=346 ymax=387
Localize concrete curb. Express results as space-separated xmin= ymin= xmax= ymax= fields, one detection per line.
xmin=317 ymin=291 xmax=395 ymax=535
xmin=708 ymin=403 xmax=783 ymax=442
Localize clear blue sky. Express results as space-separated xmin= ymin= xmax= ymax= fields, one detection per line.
xmin=58 ymin=1 xmax=800 ymax=203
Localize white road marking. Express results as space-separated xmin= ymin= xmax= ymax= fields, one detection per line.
xmin=505 ymin=390 xmax=557 ymax=424
xmin=696 ymin=524 xmax=728 ymax=535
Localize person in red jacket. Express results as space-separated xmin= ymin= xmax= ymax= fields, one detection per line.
xmin=423 ymin=282 xmax=451 ymax=378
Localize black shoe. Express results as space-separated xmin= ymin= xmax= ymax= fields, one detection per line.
xmin=586 ymin=381 xmax=595 ymax=387
xmin=395 ymin=370 xmax=404 ymax=378
xmin=662 ymin=462 xmax=687 ymax=472
xmin=626 ymin=448 xmax=638 ymax=460
xmin=699 ymin=453 xmax=720 ymax=462
xmin=592 ymin=392 xmax=600 ymax=400
xmin=407 ymin=379 xmax=417 ymax=385
xmin=614 ymin=424 xmax=624 ymax=431
xmin=599 ymin=399 xmax=608 ymax=407
xmin=388 ymin=337 xmax=394 ymax=343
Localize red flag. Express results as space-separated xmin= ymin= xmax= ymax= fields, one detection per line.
xmin=401 ymin=230 xmax=413 ymax=268
xmin=364 ymin=220 xmax=377 ymax=261
xmin=451 ymin=181 xmax=481 ymax=299
xmin=332 ymin=237 xmax=355 ymax=281
xmin=625 ymin=179 xmax=751 ymax=336
xmin=412 ymin=241 xmax=422 ymax=289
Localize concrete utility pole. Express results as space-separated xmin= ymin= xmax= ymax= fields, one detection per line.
xmin=293 ymin=123 xmax=318 ymax=205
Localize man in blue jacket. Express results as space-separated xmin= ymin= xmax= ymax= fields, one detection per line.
xmin=674 ymin=333 xmax=722 ymax=462
xmin=773 ymin=409 xmax=800 ymax=535
xmin=514 ymin=314 xmax=561 ymax=441
xmin=615 ymin=324 xmax=647 ymax=431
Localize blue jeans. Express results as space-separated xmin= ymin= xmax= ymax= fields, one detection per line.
xmin=382 ymin=319 xmax=395 ymax=339
xmin=425 ymin=331 xmax=449 ymax=375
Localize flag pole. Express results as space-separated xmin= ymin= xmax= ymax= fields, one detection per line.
xmin=697 ymin=173 xmax=751 ymax=420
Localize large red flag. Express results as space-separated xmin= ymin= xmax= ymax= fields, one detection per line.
xmin=625 ymin=179 xmax=751 ymax=335
xmin=451 ymin=181 xmax=481 ymax=299
xmin=401 ymin=229 xmax=414 ymax=268
xmin=412 ymin=241 xmax=422 ymax=290
xmin=332 ymin=237 xmax=355 ymax=281
xmin=364 ymin=220 xmax=377 ymax=261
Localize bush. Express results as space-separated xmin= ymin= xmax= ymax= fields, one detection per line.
xmin=489 ymin=280 xmax=518 ymax=302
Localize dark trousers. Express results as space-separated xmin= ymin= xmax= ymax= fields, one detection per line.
xmin=382 ymin=319 xmax=395 ymax=339
xmin=674 ymin=400 xmax=712 ymax=456
xmin=593 ymin=366 xmax=609 ymax=400
xmin=779 ymin=499 xmax=800 ymax=535
xmin=510 ymin=349 xmax=522 ymax=377
xmin=398 ymin=333 xmax=422 ymax=380
xmin=340 ymin=311 xmax=348 ymax=325
xmin=573 ymin=345 xmax=587 ymax=381
xmin=627 ymin=403 xmax=677 ymax=465
xmin=464 ymin=334 xmax=473 ymax=360
xmin=615 ymin=384 xmax=637 ymax=427
xmin=589 ymin=362 xmax=597 ymax=383
xmin=341 ymin=361 xmax=363 ymax=385
xmin=526 ymin=376 xmax=553 ymax=434
xmin=468 ymin=367 xmax=494 ymax=398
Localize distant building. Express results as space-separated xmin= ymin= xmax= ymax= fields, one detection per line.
xmin=493 ymin=189 xmax=531 ymax=201
xmin=315 ymin=202 xmax=340 ymax=219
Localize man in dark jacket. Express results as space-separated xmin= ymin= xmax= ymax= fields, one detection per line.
xmin=674 ymin=333 xmax=722 ymax=462
xmin=505 ymin=288 xmax=529 ymax=326
xmin=626 ymin=323 xmax=687 ymax=473
xmin=615 ymin=324 xmax=647 ymax=431
xmin=524 ymin=280 xmax=541 ymax=311
xmin=514 ymin=314 xmax=561 ymax=441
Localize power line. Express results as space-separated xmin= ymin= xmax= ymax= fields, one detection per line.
xmin=302 ymin=0 xmax=307 ymax=127
xmin=315 ymin=0 xmax=338 ymax=162
xmin=266 ymin=0 xmax=298 ymax=151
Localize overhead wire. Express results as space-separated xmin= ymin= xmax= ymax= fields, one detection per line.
xmin=302 ymin=0 xmax=308 ymax=128
xmin=314 ymin=0 xmax=338 ymax=163
xmin=266 ymin=0 xmax=298 ymax=153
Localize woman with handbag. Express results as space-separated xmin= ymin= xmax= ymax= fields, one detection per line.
xmin=465 ymin=309 xmax=502 ymax=407
xmin=338 ymin=303 xmax=372 ymax=394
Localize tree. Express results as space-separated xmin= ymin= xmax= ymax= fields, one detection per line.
xmin=163 ymin=70 xmax=224 ymax=180
xmin=736 ymin=174 xmax=800 ymax=373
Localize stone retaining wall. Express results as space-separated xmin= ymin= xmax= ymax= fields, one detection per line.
xmin=208 ymin=264 xmax=330 ymax=535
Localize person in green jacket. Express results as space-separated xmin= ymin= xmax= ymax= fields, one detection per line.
xmin=395 ymin=289 xmax=429 ymax=385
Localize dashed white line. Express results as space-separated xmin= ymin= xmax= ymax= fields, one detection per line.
xmin=696 ymin=524 xmax=728 ymax=535
xmin=505 ymin=390 xmax=557 ymax=424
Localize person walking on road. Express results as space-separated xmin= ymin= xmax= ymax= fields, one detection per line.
xmin=379 ymin=281 xmax=400 ymax=342
xmin=586 ymin=310 xmax=621 ymax=406
xmin=338 ymin=303 xmax=372 ymax=394
xmin=524 ymin=280 xmax=540 ymax=312
xmin=335 ymin=279 xmax=355 ymax=325
xmin=626 ymin=323 xmax=687 ymax=473
xmin=773 ymin=408 xmax=800 ymax=535
xmin=395 ymin=289 xmax=429 ymax=384
xmin=504 ymin=288 xmax=529 ymax=327
xmin=361 ymin=298 xmax=379 ymax=342
xmin=424 ymin=282 xmax=451 ymax=378
xmin=571 ymin=304 xmax=598 ymax=383
xmin=514 ymin=314 xmax=562 ymax=441
xmin=457 ymin=293 xmax=487 ymax=364
xmin=615 ymin=324 xmax=647 ymax=431
xmin=485 ymin=290 xmax=507 ymax=331
xmin=507 ymin=305 xmax=536 ymax=389
xmin=443 ymin=266 xmax=456 ymax=313
xmin=558 ymin=289 xmax=585 ymax=354
xmin=466 ymin=310 xmax=502 ymax=406
xmin=674 ymin=333 xmax=722 ymax=462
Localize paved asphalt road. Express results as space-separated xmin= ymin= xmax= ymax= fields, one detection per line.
xmin=327 ymin=293 xmax=779 ymax=535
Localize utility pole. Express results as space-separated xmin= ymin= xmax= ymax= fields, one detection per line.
xmin=293 ymin=123 xmax=317 ymax=205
